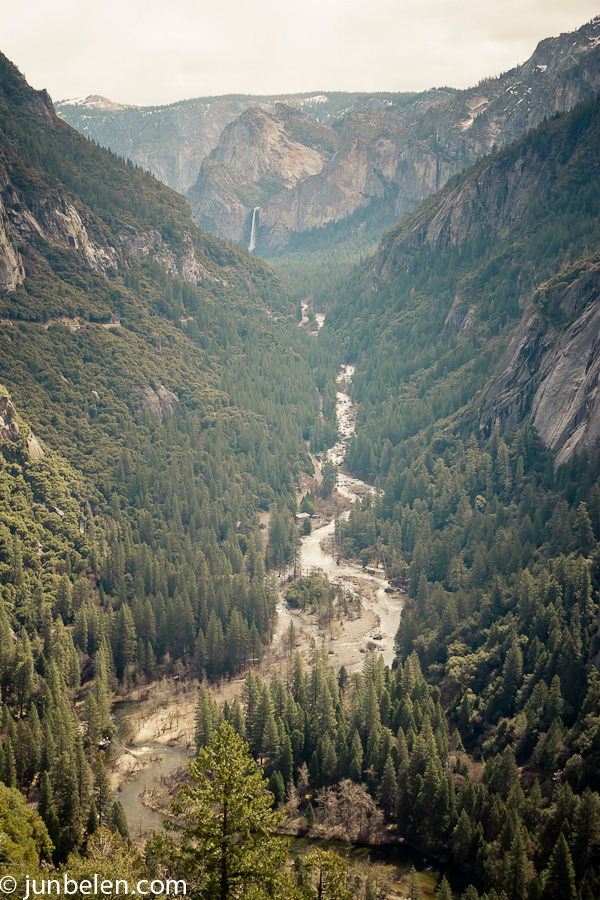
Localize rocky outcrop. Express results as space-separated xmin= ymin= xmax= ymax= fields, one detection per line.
xmin=189 ymin=105 xmax=338 ymax=245
xmin=188 ymin=159 xmax=254 ymax=244
xmin=0 ymin=198 xmax=25 ymax=291
xmin=0 ymin=149 xmax=120 ymax=286
xmin=30 ymin=198 xmax=119 ymax=274
xmin=441 ymin=298 xmax=476 ymax=341
xmin=118 ymin=226 xmax=221 ymax=284
xmin=476 ymin=263 xmax=600 ymax=467
xmin=0 ymin=394 xmax=19 ymax=443
xmin=139 ymin=384 xmax=180 ymax=421
xmin=26 ymin=432 xmax=44 ymax=458
xmin=0 ymin=393 xmax=44 ymax=457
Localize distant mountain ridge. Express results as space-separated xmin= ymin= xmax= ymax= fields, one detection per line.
xmin=56 ymin=17 xmax=600 ymax=250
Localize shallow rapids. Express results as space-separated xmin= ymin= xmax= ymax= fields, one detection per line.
xmin=290 ymin=365 xmax=404 ymax=668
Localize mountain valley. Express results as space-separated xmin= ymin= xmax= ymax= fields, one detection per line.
xmin=2 ymin=16 xmax=600 ymax=900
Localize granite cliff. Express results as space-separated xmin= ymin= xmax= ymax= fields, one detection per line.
xmin=332 ymin=91 xmax=600 ymax=467
xmin=57 ymin=17 xmax=600 ymax=250
xmin=476 ymin=259 xmax=600 ymax=467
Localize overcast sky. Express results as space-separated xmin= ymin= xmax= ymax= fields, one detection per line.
xmin=3 ymin=1 xmax=599 ymax=106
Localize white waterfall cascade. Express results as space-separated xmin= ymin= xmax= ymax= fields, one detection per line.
xmin=248 ymin=207 xmax=259 ymax=253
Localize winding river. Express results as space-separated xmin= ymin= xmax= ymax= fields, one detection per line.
xmin=112 ymin=362 xmax=404 ymax=834
xmin=274 ymin=364 xmax=404 ymax=669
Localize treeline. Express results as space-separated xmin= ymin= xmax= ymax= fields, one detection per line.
xmin=195 ymin=640 xmax=600 ymax=899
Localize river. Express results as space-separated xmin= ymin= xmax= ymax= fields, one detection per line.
xmin=111 ymin=701 xmax=191 ymax=840
xmin=112 ymin=362 xmax=404 ymax=834
xmin=274 ymin=364 xmax=404 ymax=670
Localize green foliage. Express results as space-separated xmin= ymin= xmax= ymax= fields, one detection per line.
xmin=169 ymin=722 xmax=288 ymax=900
xmin=0 ymin=782 xmax=53 ymax=868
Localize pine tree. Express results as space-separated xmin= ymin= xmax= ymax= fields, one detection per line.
xmin=110 ymin=800 xmax=130 ymax=841
xmin=436 ymin=876 xmax=452 ymax=900
xmin=300 ymin=848 xmax=352 ymax=900
xmin=380 ymin=754 xmax=398 ymax=821
xmin=407 ymin=866 xmax=423 ymax=900
xmin=14 ymin=629 xmax=35 ymax=716
xmin=501 ymin=827 xmax=533 ymax=900
xmin=574 ymin=502 xmax=595 ymax=555
xmin=169 ymin=723 xmax=288 ymax=900
xmin=571 ymin=787 xmax=600 ymax=876
xmin=93 ymin=759 xmax=112 ymax=828
xmin=320 ymin=734 xmax=338 ymax=784
xmin=348 ymin=731 xmax=363 ymax=782
xmin=38 ymin=770 xmax=60 ymax=851
xmin=86 ymin=798 xmax=99 ymax=835
xmin=542 ymin=833 xmax=577 ymax=900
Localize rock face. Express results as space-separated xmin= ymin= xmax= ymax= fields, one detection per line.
xmin=26 ymin=432 xmax=44 ymax=458
xmin=0 ymin=50 xmax=229 ymax=299
xmin=0 ymin=394 xmax=19 ymax=443
xmin=139 ymin=384 xmax=180 ymax=421
xmin=57 ymin=18 xmax=600 ymax=250
xmin=0 ymin=197 xmax=25 ymax=291
xmin=189 ymin=105 xmax=339 ymax=244
xmin=0 ymin=393 xmax=44 ymax=457
xmin=188 ymin=16 xmax=600 ymax=250
xmin=477 ymin=263 xmax=600 ymax=467
xmin=441 ymin=298 xmax=476 ymax=341
xmin=0 ymin=173 xmax=121 ymax=290
xmin=369 ymin=134 xmax=560 ymax=288
xmin=118 ymin=227 xmax=221 ymax=284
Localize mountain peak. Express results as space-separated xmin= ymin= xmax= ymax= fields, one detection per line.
xmin=57 ymin=95 xmax=128 ymax=112
xmin=0 ymin=51 xmax=54 ymax=124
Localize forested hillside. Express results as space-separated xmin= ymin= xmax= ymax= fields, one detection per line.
xmin=326 ymin=93 xmax=600 ymax=477
xmin=0 ymin=51 xmax=339 ymax=866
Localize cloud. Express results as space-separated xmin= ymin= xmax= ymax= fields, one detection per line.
xmin=3 ymin=0 xmax=598 ymax=104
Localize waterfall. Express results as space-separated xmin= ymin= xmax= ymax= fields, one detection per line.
xmin=248 ymin=207 xmax=259 ymax=253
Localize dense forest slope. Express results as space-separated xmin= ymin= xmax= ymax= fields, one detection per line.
xmin=0 ymin=51 xmax=338 ymax=864
xmin=326 ymin=92 xmax=600 ymax=475
xmin=59 ymin=18 xmax=600 ymax=251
